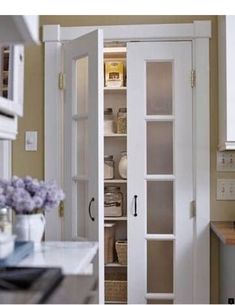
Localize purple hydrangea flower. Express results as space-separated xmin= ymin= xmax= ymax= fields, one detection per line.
xmin=0 ymin=176 xmax=65 ymax=214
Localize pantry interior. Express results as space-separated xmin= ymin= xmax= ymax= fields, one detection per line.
xmin=103 ymin=46 xmax=128 ymax=303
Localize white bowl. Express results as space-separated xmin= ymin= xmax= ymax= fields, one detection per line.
xmin=0 ymin=233 xmax=16 ymax=259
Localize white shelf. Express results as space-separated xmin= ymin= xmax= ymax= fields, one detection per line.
xmin=104 ymin=179 xmax=127 ymax=184
xmin=104 ymin=87 xmax=127 ymax=92
xmin=104 ymin=47 xmax=126 ymax=54
xmin=104 ymin=133 xmax=127 ymax=137
xmin=105 ymin=262 xmax=127 ymax=267
xmin=104 ymin=216 xmax=127 ymax=221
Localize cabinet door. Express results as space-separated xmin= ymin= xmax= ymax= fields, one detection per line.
xmin=127 ymin=42 xmax=193 ymax=304
xmin=0 ymin=45 xmax=24 ymax=117
xmin=63 ymin=30 xmax=104 ymax=302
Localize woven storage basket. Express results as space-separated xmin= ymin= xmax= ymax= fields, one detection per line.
xmin=105 ymin=272 xmax=127 ymax=302
xmin=104 ymin=223 xmax=115 ymax=264
xmin=115 ymin=240 xmax=127 ymax=265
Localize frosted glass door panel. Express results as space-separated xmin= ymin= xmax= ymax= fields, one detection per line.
xmin=77 ymin=181 xmax=88 ymax=238
xmin=76 ymin=56 xmax=88 ymax=113
xmin=146 ymin=62 xmax=172 ymax=115
xmin=147 ymin=181 xmax=173 ymax=234
xmin=147 ymin=122 xmax=173 ymax=175
xmin=147 ymin=241 xmax=173 ymax=293
xmin=77 ymin=119 xmax=88 ymax=176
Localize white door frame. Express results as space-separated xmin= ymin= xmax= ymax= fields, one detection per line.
xmin=43 ymin=21 xmax=211 ymax=303
xmin=0 ymin=141 xmax=12 ymax=179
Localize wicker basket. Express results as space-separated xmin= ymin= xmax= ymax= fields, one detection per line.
xmin=104 ymin=223 xmax=115 ymax=264
xmin=105 ymin=272 xmax=127 ymax=302
xmin=115 ymin=240 xmax=127 ymax=265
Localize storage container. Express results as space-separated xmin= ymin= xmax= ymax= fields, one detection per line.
xmin=104 ymin=223 xmax=115 ymax=264
xmin=104 ymin=108 xmax=114 ymax=134
xmin=116 ymin=107 xmax=127 ymax=134
xmin=104 ymin=155 xmax=115 ymax=180
xmin=105 ymin=61 xmax=124 ymax=88
xmin=118 ymin=151 xmax=127 ymax=179
xmin=104 ymin=186 xmax=123 ymax=217
xmin=115 ymin=240 xmax=127 ymax=265
xmin=105 ymin=271 xmax=127 ymax=302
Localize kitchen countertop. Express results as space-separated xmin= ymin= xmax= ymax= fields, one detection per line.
xmin=18 ymin=241 xmax=98 ymax=275
xmin=211 ymin=221 xmax=235 ymax=245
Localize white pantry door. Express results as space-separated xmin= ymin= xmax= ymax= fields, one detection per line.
xmin=63 ymin=30 xmax=104 ymax=301
xmin=128 ymin=42 xmax=193 ymax=304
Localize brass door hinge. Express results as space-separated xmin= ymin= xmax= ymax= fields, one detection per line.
xmin=58 ymin=73 xmax=65 ymax=90
xmin=190 ymin=200 xmax=196 ymax=218
xmin=59 ymin=201 xmax=64 ymax=218
xmin=191 ymin=69 xmax=196 ymax=88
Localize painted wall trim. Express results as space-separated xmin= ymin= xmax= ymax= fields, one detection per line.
xmin=43 ymin=22 xmax=211 ymax=43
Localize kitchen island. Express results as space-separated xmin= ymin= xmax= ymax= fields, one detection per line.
xmin=0 ymin=241 xmax=99 ymax=304
xmin=19 ymin=241 xmax=98 ymax=275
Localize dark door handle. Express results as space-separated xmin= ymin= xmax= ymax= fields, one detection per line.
xmin=134 ymin=195 xmax=138 ymax=217
xmin=88 ymin=197 xmax=95 ymax=221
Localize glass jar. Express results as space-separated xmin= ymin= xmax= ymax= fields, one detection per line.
xmin=0 ymin=208 xmax=12 ymax=234
xmin=104 ymin=108 xmax=114 ymax=134
xmin=104 ymin=155 xmax=115 ymax=179
xmin=118 ymin=151 xmax=127 ymax=179
xmin=117 ymin=108 xmax=127 ymax=134
xmin=104 ymin=186 xmax=123 ymax=217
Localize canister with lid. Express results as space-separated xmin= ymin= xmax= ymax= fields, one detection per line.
xmin=104 ymin=186 xmax=123 ymax=217
xmin=104 ymin=108 xmax=114 ymax=134
xmin=104 ymin=155 xmax=115 ymax=179
xmin=117 ymin=108 xmax=127 ymax=134
xmin=118 ymin=151 xmax=127 ymax=179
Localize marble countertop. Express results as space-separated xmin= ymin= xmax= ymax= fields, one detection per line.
xmin=18 ymin=241 xmax=98 ymax=275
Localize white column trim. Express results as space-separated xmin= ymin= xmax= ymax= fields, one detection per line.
xmin=192 ymin=37 xmax=210 ymax=304
xmin=0 ymin=141 xmax=12 ymax=179
xmin=44 ymin=41 xmax=63 ymax=241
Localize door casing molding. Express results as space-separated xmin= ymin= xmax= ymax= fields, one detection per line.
xmin=43 ymin=21 xmax=211 ymax=303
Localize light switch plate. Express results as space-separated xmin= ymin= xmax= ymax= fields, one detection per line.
xmin=25 ymin=131 xmax=37 ymax=151
xmin=217 ymin=151 xmax=235 ymax=172
xmin=217 ymin=179 xmax=235 ymax=200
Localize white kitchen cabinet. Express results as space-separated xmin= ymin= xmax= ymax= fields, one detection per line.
xmin=43 ymin=22 xmax=211 ymax=304
xmin=218 ymin=16 xmax=235 ymax=150
xmin=0 ymin=16 xmax=39 ymax=140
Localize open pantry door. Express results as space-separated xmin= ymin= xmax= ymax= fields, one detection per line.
xmin=63 ymin=30 xmax=104 ymax=302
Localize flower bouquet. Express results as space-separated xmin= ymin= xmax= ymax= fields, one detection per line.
xmin=0 ymin=176 xmax=65 ymax=242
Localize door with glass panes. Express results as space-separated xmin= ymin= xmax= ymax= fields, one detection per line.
xmin=63 ymin=29 xmax=104 ymax=303
xmin=127 ymin=42 xmax=193 ymax=304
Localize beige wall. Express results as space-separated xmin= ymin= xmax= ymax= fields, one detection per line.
xmin=12 ymin=15 xmax=235 ymax=303
xmin=14 ymin=15 xmax=235 ymax=220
